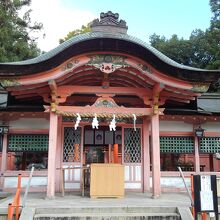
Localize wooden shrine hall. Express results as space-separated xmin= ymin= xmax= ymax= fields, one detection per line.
xmin=0 ymin=11 xmax=220 ymax=199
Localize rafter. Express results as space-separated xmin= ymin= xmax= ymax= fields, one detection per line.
xmin=165 ymin=85 xmax=200 ymax=97
xmin=11 ymin=87 xmax=49 ymax=96
xmin=58 ymin=69 xmax=101 ymax=85
xmin=161 ymin=91 xmax=195 ymax=101
xmin=120 ymin=67 xmax=155 ymax=85
xmin=6 ymin=82 xmax=48 ymax=91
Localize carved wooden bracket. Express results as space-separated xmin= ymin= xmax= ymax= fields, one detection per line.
xmin=152 ymin=83 xmax=164 ymax=114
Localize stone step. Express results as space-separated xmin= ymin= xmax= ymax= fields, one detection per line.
xmin=35 ymin=206 xmax=178 ymax=214
xmin=34 ymin=212 xmax=180 ymax=220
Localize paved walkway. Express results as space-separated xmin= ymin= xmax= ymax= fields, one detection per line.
xmin=0 ymin=192 xmax=191 ymax=208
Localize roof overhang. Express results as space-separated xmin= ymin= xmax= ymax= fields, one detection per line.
xmin=197 ymin=93 xmax=220 ymax=114
xmin=0 ymin=32 xmax=219 ymax=83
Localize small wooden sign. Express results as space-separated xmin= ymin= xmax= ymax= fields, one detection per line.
xmin=193 ymin=175 xmax=218 ymax=220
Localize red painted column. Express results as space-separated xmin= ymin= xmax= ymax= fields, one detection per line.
xmin=151 ymin=113 xmax=161 ymax=198
xmin=47 ymin=112 xmax=58 ymax=198
xmin=1 ymin=134 xmax=8 ymax=173
xmin=55 ymin=115 xmax=62 ymax=192
xmin=143 ymin=117 xmax=150 ymax=192
xmin=194 ymin=137 xmax=200 ymax=173
xmin=0 ymin=134 xmax=8 ymax=190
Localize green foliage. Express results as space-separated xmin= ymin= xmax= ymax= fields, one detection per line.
xmin=59 ymin=23 xmax=91 ymax=44
xmin=210 ymin=0 xmax=220 ymax=30
xmin=149 ymin=0 xmax=220 ymax=70
xmin=0 ymin=0 xmax=43 ymax=62
xmin=150 ymin=34 xmax=192 ymax=66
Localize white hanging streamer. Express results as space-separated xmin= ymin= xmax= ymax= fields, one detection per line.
xmin=132 ymin=113 xmax=136 ymax=131
xmin=92 ymin=113 xmax=99 ymax=129
xmin=74 ymin=113 xmax=81 ymax=130
xmin=109 ymin=114 xmax=116 ymax=131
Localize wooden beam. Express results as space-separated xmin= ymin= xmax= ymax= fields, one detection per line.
xmin=165 ymin=85 xmax=200 ymax=97
xmin=161 ymin=96 xmax=190 ymax=103
xmin=161 ymin=91 xmax=195 ymax=101
xmin=6 ymin=82 xmax=48 ymax=91
xmin=57 ymin=86 xmax=152 ymax=99
xmin=65 ymin=96 xmax=145 ymax=107
xmin=11 ymin=87 xmax=49 ymax=96
xmin=45 ymin=105 xmax=164 ymax=116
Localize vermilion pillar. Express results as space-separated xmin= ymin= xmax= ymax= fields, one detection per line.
xmin=151 ymin=113 xmax=161 ymax=198
xmin=143 ymin=117 xmax=150 ymax=192
xmin=55 ymin=115 xmax=62 ymax=192
xmin=113 ymin=144 xmax=119 ymax=163
xmin=47 ymin=112 xmax=58 ymax=198
xmin=1 ymin=134 xmax=8 ymax=173
xmin=194 ymin=137 xmax=200 ymax=173
xmin=0 ymin=134 xmax=8 ymax=189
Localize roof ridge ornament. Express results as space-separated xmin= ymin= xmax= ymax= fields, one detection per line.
xmin=90 ymin=11 xmax=128 ymax=34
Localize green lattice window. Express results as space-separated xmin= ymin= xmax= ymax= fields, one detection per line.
xmin=160 ymin=136 xmax=194 ymax=153
xmin=8 ymin=134 xmax=48 ymax=152
xmin=124 ymin=128 xmax=141 ymax=163
xmin=200 ymin=137 xmax=220 ymax=153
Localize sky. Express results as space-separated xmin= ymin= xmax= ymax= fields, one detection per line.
xmin=29 ymin=0 xmax=212 ymax=52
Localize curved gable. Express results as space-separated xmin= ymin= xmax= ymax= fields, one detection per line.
xmin=0 ymin=32 xmax=219 ymax=83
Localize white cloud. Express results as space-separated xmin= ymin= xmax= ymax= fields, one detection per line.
xmin=29 ymin=0 xmax=96 ymax=52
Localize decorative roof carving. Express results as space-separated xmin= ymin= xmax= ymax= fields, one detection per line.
xmin=92 ymin=97 xmax=120 ymax=108
xmin=86 ymin=55 xmax=129 ymax=74
xmin=0 ymin=79 xmax=20 ymax=87
xmin=91 ymin=11 xmax=128 ymax=34
xmin=192 ymin=83 xmax=210 ymax=92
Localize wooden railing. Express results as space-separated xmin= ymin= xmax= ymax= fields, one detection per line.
xmin=59 ymin=166 xmax=90 ymax=197
xmin=7 ymin=174 xmax=21 ymax=220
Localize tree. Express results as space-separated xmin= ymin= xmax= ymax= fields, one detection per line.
xmin=150 ymin=34 xmax=193 ymax=66
xmin=149 ymin=0 xmax=220 ymax=70
xmin=207 ymin=0 xmax=220 ymax=69
xmin=210 ymin=0 xmax=220 ymax=30
xmin=59 ymin=23 xmax=91 ymax=44
xmin=0 ymin=0 xmax=43 ymax=62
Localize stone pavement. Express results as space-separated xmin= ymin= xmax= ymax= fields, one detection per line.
xmin=0 ymin=192 xmax=194 ymax=220
xmin=0 ymin=192 xmax=192 ymax=209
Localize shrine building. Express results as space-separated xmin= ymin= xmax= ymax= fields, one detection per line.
xmin=0 ymin=11 xmax=220 ymax=198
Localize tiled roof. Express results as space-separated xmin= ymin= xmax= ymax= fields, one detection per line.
xmin=0 ymin=32 xmax=219 ymax=83
xmin=0 ymin=32 xmax=214 ymax=72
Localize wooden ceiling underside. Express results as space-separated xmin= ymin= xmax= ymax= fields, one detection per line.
xmin=6 ymin=65 xmax=198 ymax=107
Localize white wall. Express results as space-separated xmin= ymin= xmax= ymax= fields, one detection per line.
xmin=202 ymin=122 xmax=220 ymax=132
xmin=160 ymin=121 xmax=193 ymax=132
xmin=160 ymin=121 xmax=220 ymax=133
xmin=150 ymin=176 xmax=191 ymax=189
xmin=9 ymin=118 xmax=49 ymax=130
xmin=4 ymin=176 xmax=47 ymax=188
